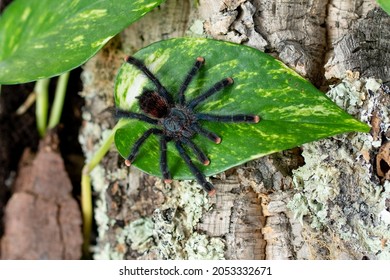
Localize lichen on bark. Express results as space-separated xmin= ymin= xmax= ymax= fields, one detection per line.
xmin=289 ymin=77 xmax=390 ymax=259
xmin=79 ymin=0 xmax=389 ymax=260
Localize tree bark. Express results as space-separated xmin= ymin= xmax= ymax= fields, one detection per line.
xmin=79 ymin=0 xmax=390 ymax=259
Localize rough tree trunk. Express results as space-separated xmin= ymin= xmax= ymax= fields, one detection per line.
xmin=79 ymin=0 xmax=390 ymax=259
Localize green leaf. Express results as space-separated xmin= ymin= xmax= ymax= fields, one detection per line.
xmin=377 ymin=0 xmax=390 ymax=15
xmin=0 ymin=0 xmax=165 ymax=84
xmin=114 ymin=38 xmax=370 ymax=180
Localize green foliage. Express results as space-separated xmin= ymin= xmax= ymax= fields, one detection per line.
xmin=0 ymin=0 xmax=165 ymax=84
xmin=114 ymin=38 xmax=370 ymax=180
xmin=377 ymin=0 xmax=390 ymax=15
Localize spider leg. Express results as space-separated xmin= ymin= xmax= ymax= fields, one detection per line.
xmin=187 ymin=77 xmax=234 ymax=109
xmin=159 ymin=136 xmax=172 ymax=183
xmin=175 ymin=142 xmax=216 ymax=195
xmin=125 ymin=128 xmax=162 ymax=166
xmin=116 ymin=108 xmax=158 ymax=125
xmin=181 ymin=137 xmax=210 ymax=165
xmin=178 ymin=57 xmax=205 ymax=105
xmin=196 ymin=113 xmax=260 ymax=123
xmin=125 ymin=56 xmax=174 ymax=104
xmin=191 ymin=123 xmax=222 ymax=144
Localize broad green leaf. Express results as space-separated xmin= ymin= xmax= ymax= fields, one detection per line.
xmin=0 ymin=0 xmax=165 ymax=84
xmin=377 ymin=0 xmax=390 ymax=15
xmin=114 ymin=38 xmax=370 ymax=180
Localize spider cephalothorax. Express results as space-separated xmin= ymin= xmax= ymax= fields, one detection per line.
xmin=116 ymin=56 xmax=260 ymax=195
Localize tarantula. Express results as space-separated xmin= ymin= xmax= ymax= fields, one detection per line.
xmin=116 ymin=56 xmax=260 ymax=195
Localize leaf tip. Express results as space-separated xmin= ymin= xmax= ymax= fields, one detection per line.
xmin=352 ymin=120 xmax=371 ymax=133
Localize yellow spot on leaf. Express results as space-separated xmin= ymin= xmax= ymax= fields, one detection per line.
xmin=90 ymin=36 xmax=112 ymax=49
xmin=73 ymin=35 xmax=84 ymax=42
xmin=78 ymin=9 xmax=107 ymax=19
xmin=21 ymin=7 xmax=31 ymax=21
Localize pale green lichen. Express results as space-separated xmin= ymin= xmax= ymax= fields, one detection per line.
xmin=151 ymin=180 xmax=225 ymax=259
xmin=188 ymin=19 xmax=205 ymax=36
xmin=288 ymin=77 xmax=390 ymax=259
xmin=185 ymin=232 xmax=225 ymax=260
xmin=92 ymin=177 xmax=225 ymax=259
xmin=124 ymin=218 xmax=155 ymax=253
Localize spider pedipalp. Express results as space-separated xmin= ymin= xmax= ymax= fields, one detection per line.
xmin=117 ymin=56 xmax=260 ymax=195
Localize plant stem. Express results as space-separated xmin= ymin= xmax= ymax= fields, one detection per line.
xmin=81 ymin=172 xmax=92 ymax=258
xmin=35 ymin=79 xmax=50 ymax=137
xmin=48 ymin=72 xmax=70 ymax=129
xmin=84 ymin=119 xmax=128 ymax=173
xmin=16 ymin=92 xmax=37 ymax=115
xmin=81 ymin=119 xmax=128 ymax=257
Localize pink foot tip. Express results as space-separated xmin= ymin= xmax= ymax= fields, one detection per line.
xmin=208 ymin=189 xmax=216 ymax=196
xmin=124 ymin=159 xmax=132 ymax=167
xmin=164 ymin=179 xmax=173 ymax=184
xmin=253 ymin=115 xmax=260 ymax=123
xmin=227 ymin=77 xmax=234 ymax=84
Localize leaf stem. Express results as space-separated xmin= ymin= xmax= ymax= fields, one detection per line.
xmin=48 ymin=72 xmax=70 ymax=129
xmin=80 ymin=119 xmax=128 ymax=257
xmin=35 ymin=79 xmax=50 ymax=137
xmin=16 ymin=92 xmax=37 ymax=115
xmin=84 ymin=119 xmax=128 ymax=173
xmin=81 ymin=172 xmax=92 ymax=258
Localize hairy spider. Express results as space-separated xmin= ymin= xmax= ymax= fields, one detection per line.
xmin=116 ymin=56 xmax=260 ymax=195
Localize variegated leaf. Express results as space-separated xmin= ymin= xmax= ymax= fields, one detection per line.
xmin=377 ymin=0 xmax=390 ymax=15
xmin=0 ymin=0 xmax=165 ymax=84
xmin=114 ymin=38 xmax=370 ymax=180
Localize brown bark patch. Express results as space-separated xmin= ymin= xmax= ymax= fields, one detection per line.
xmin=376 ymin=142 xmax=390 ymax=181
xmin=1 ymin=132 xmax=82 ymax=259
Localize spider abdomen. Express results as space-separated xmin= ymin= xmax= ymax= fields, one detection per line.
xmin=161 ymin=107 xmax=195 ymax=139
xmin=138 ymin=90 xmax=169 ymax=118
